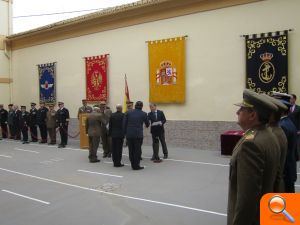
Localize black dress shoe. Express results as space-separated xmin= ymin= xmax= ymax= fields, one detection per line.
xmin=153 ymin=159 xmax=162 ymax=163
xmin=163 ymin=154 xmax=168 ymax=159
xmin=114 ymin=164 xmax=124 ymax=167
xmin=133 ymin=166 xmax=144 ymax=170
xmin=58 ymin=144 xmax=65 ymax=148
xmin=103 ymin=154 xmax=108 ymax=158
xmin=90 ymin=159 xmax=100 ymax=163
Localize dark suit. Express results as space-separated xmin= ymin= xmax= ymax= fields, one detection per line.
xmin=20 ymin=111 xmax=30 ymax=142
xmin=29 ymin=108 xmax=38 ymax=142
xmin=148 ymin=110 xmax=168 ymax=159
xmin=7 ymin=109 xmax=15 ymax=139
xmin=37 ymin=107 xmax=48 ymax=143
xmin=13 ymin=109 xmax=21 ymax=140
xmin=109 ymin=111 xmax=125 ymax=166
xmin=289 ymin=104 xmax=300 ymax=160
xmin=56 ymin=107 xmax=70 ymax=147
xmin=227 ymin=125 xmax=280 ymax=225
xmin=280 ymin=116 xmax=298 ymax=192
xmin=123 ymin=109 xmax=149 ymax=169
xmin=0 ymin=108 xmax=8 ymax=138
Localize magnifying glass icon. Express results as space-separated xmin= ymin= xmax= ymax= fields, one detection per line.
xmin=268 ymin=195 xmax=295 ymax=223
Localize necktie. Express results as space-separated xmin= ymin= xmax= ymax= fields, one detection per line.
xmin=155 ymin=112 xmax=157 ymax=120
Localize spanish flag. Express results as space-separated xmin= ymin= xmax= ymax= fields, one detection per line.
xmin=123 ymin=75 xmax=130 ymax=112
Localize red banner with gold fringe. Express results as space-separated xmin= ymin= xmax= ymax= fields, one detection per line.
xmin=85 ymin=54 xmax=108 ymax=102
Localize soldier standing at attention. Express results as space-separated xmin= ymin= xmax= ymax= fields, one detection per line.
xmin=85 ymin=106 xmax=105 ymax=163
xmin=29 ymin=102 xmax=38 ymax=142
xmin=227 ymin=89 xmax=280 ymax=225
xmin=261 ymin=93 xmax=288 ymax=192
xmin=56 ymin=102 xmax=70 ymax=148
xmin=99 ymin=101 xmax=112 ymax=158
xmin=7 ymin=104 xmax=14 ymax=139
xmin=13 ymin=105 xmax=21 ymax=140
xmin=37 ymin=102 xmax=48 ymax=143
xmin=20 ymin=106 xmax=30 ymax=144
xmin=0 ymin=104 xmax=8 ymax=138
xmin=46 ymin=104 xmax=57 ymax=145
xmin=77 ymin=99 xmax=92 ymax=119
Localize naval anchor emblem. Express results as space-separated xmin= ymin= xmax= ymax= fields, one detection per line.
xmin=259 ymin=52 xmax=275 ymax=83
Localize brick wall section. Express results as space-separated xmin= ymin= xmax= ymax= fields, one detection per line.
xmin=68 ymin=118 xmax=240 ymax=151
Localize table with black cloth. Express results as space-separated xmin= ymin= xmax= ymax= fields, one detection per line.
xmin=220 ymin=130 xmax=244 ymax=155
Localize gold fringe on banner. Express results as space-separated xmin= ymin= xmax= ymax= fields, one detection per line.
xmin=148 ymin=36 xmax=186 ymax=103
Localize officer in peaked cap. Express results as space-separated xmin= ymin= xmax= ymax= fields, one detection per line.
xmin=0 ymin=103 xmax=8 ymax=139
xmin=227 ymin=89 xmax=281 ymax=225
xmin=20 ymin=105 xmax=30 ymax=144
xmin=56 ymin=101 xmax=70 ymax=148
xmin=261 ymin=93 xmax=288 ymax=193
xmin=77 ymin=99 xmax=92 ymax=119
xmin=29 ymin=102 xmax=38 ymax=142
xmin=278 ymin=98 xmax=298 ymax=192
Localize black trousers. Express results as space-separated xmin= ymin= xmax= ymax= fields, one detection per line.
xmin=152 ymin=132 xmax=168 ymax=159
xmin=284 ymin=178 xmax=295 ymax=193
xmin=14 ymin=124 xmax=21 ymax=140
xmin=9 ymin=124 xmax=15 ymax=139
xmin=127 ymin=138 xmax=143 ymax=169
xmin=39 ymin=124 xmax=47 ymax=142
xmin=112 ymin=137 xmax=124 ymax=166
xmin=30 ymin=125 xmax=38 ymax=142
xmin=59 ymin=125 xmax=68 ymax=145
xmin=88 ymin=136 xmax=100 ymax=160
xmin=1 ymin=123 xmax=8 ymax=138
xmin=21 ymin=126 xmax=28 ymax=142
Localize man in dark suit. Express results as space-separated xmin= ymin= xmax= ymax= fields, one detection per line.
xmin=7 ymin=104 xmax=14 ymax=139
xmin=227 ymin=89 xmax=280 ymax=225
xmin=85 ymin=106 xmax=105 ymax=163
xmin=289 ymin=94 xmax=300 ymax=160
xmin=12 ymin=105 xmax=21 ymax=140
xmin=29 ymin=102 xmax=38 ymax=142
xmin=37 ymin=102 xmax=48 ymax=143
xmin=148 ymin=103 xmax=168 ymax=162
xmin=56 ymin=102 xmax=70 ymax=148
xmin=20 ymin=106 xmax=30 ymax=144
xmin=123 ymin=101 xmax=149 ymax=170
xmin=280 ymin=100 xmax=298 ymax=192
xmin=0 ymin=104 xmax=8 ymax=138
xmin=109 ymin=104 xmax=125 ymax=167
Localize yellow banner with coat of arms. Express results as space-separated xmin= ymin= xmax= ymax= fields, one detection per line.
xmin=148 ymin=36 xmax=186 ymax=103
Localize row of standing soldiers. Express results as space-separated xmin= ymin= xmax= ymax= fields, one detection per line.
xmin=0 ymin=102 xmax=69 ymax=148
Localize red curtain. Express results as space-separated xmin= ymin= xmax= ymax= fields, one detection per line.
xmin=85 ymin=55 xmax=108 ymax=102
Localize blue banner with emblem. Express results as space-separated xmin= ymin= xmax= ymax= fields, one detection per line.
xmin=245 ymin=30 xmax=288 ymax=94
xmin=38 ymin=62 xmax=56 ymax=104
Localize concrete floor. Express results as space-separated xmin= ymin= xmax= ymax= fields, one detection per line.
xmin=0 ymin=139 xmax=299 ymax=225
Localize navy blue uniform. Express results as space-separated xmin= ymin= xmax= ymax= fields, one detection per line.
xmin=56 ymin=107 xmax=70 ymax=147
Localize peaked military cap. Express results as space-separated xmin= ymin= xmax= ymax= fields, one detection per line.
xmin=21 ymin=106 xmax=26 ymax=108
xmin=235 ymin=89 xmax=278 ymax=114
xmin=58 ymin=102 xmax=64 ymax=105
xmin=260 ymin=93 xmax=287 ymax=112
xmin=99 ymin=101 xmax=106 ymax=105
xmin=8 ymin=104 xmax=13 ymax=106
xmin=30 ymin=102 xmax=36 ymax=106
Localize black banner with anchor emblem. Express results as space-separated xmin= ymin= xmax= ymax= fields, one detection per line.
xmin=245 ymin=30 xmax=288 ymax=94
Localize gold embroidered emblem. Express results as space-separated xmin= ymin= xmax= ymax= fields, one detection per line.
xmin=259 ymin=52 xmax=275 ymax=84
xmin=91 ymin=71 xmax=102 ymax=90
xmin=156 ymin=61 xmax=177 ymax=85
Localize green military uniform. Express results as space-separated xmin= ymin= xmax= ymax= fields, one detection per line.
xmin=227 ymin=89 xmax=280 ymax=225
xmin=261 ymin=93 xmax=288 ymax=192
xmin=46 ymin=105 xmax=57 ymax=144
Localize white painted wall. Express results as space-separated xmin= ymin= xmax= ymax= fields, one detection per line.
xmin=0 ymin=0 xmax=12 ymax=106
xmin=11 ymin=0 xmax=300 ymax=120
